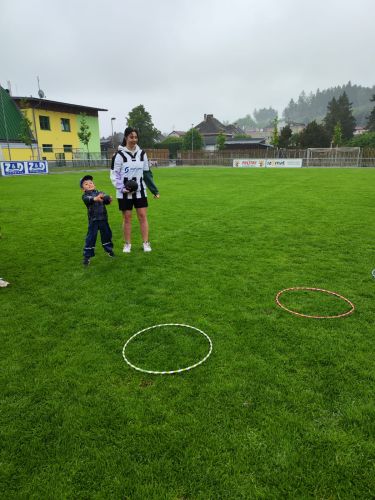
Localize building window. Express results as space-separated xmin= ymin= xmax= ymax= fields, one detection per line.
xmin=39 ymin=115 xmax=50 ymax=130
xmin=63 ymin=144 xmax=73 ymax=153
xmin=42 ymin=144 xmax=53 ymax=153
xmin=61 ymin=118 xmax=71 ymax=132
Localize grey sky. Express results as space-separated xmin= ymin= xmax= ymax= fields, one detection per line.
xmin=1 ymin=0 xmax=374 ymax=138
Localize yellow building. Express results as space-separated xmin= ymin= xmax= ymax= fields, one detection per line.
xmin=3 ymin=93 xmax=106 ymax=162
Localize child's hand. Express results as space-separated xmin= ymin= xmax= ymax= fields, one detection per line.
xmin=102 ymin=194 xmax=112 ymax=204
xmin=94 ymin=193 xmax=104 ymax=202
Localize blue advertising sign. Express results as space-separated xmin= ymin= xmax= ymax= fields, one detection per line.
xmin=26 ymin=161 xmax=49 ymax=174
xmin=0 ymin=161 xmax=49 ymax=176
xmin=0 ymin=161 xmax=26 ymax=176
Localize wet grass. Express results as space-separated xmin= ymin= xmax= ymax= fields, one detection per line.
xmin=1 ymin=166 xmax=375 ymax=499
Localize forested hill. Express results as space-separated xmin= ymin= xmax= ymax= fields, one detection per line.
xmin=282 ymin=82 xmax=375 ymax=126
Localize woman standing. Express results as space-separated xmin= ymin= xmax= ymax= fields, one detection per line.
xmin=110 ymin=127 xmax=160 ymax=253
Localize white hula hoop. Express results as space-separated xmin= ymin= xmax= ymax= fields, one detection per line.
xmin=122 ymin=323 xmax=213 ymax=375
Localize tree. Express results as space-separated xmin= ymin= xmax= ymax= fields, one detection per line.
xmin=270 ymin=117 xmax=279 ymax=147
xmin=126 ymin=104 xmax=160 ymax=148
xmin=216 ymin=132 xmax=226 ymax=151
xmin=289 ymin=132 xmax=301 ymax=148
xmin=182 ymin=128 xmax=203 ymax=151
xmin=235 ymin=114 xmax=256 ymax=130
xmin=347 ymin=131 xmax=375 ymax=148
xmin=158 ymin=136 xmax=183 ymax=158
xmin=253 ymin=107 xmax=278 ymax=128
xmin=18 ymin=99 xmax=35 ymax=159
xmin=332 ymin=122 xmax=343 ymax=146
xmin=297 ymin=120 xmax=330 ymax=148
xmin=283 ymin=98 xmax=299 ymax=123
xmin=324 ymin=92 xmax=356 ymax=141
xmin=282 ymin=82 xmax=375 ymax=126
xmin=336 ymin=92 xmax=356 ymax=139
xmin=78 ymin=113 xmax=92 ymax=158
xmin=278 ymin=124 xmax=292 ymax=148
xmin=366 ymin=94 xmax=375 ymax=131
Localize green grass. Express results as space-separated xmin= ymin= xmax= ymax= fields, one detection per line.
xmin=1 ymin=167 xmax=375 ymax=499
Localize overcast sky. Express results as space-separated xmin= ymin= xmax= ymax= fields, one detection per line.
xmin=1 ymin=0 xmax=374 ymax=138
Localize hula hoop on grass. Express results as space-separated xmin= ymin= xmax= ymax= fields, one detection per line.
xmin=275 ymin=287 xmax=355 ymax=319
xmin=122 ymin=323 xmax=213 ymax=375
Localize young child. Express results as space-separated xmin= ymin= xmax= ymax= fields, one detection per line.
xmin=80 ymin=175 xmax=115 ymax=266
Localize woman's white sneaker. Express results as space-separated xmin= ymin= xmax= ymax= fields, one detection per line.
xmin=143 ymin=242 xmax=152 ymax=252
xmin=123 ymin=243 xmax=131 ymax=253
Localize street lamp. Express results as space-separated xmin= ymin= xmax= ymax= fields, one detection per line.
xmin=191 ymin=123 xmax=194 ymax=155
xmin=111 ymin=117 xmax=116 ymax=148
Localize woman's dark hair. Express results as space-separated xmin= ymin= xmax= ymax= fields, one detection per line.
xmin=122 ymin=127 xmax=139 ymax=146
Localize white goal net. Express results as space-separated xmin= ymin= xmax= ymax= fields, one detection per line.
xmin=306 ymin=147 xmax=361 ymax=167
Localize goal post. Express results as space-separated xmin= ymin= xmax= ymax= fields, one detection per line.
xmin=306 ymin=147 xmax=361 ymax=167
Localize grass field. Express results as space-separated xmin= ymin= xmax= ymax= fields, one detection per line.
xmin=1 ymin=166 xmax=375 ymax=499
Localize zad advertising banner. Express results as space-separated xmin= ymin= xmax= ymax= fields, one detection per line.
xmin=0 ymin=161 xmax=49 ymax=177
xmin=233 ymin=159 xmax=302 ymax=168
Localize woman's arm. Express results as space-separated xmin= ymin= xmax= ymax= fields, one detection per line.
xmin=143 ymin=152 xmax=159 ymax=196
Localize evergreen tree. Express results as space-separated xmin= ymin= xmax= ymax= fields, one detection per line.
xmin=289 ymin=132 xmax=301 ymax=148
xmin=283 ymin=99 xmax=298 ymax=122
xmin=126 ymin=105 xmax=160 ymax=148
xmin=282 ymin=82 xmax=375 ymax=126
xmin=297 ymin=121 xmax=330 ymax=148
xmin=278 ymin=124 xmax=292 ymax=148
xmin=324 ymin=92 xmax=356 ymax=141
xmin=366 ymin=94 xmax=375 ymax=132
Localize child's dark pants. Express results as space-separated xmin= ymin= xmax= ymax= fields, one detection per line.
xmin=83 ymin=221 xmax=113 ymax=257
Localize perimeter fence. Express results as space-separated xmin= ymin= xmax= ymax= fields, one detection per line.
xmin=12 ymin=147 xmax=375 ymax=170
xmin=172 ymin=148 xmax=375 ymax=168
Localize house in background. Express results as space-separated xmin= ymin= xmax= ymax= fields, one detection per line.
xmin=224 ymin=137 xmax=273 ymax=150
xmin=245 ymin=121 xmax=305 ymax=142
xmin=0 ymin=85 xmax=38 ymax=161
xmin=168 ymin=130 xmax=186 ymax=138
xmin=194 ymin=114 xmax=242 ymax=151
xmin=12 ymin=96 xmax=107 ymax=161
xmin=354 ymin=126 xmax=366 ymax=135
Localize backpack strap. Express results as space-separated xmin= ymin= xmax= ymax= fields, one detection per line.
xmin=111 ymin=151 xmax=127 ymax=170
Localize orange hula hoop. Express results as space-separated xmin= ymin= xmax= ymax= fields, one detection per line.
xmin=275 ymin=287 xmax=355 ymax=319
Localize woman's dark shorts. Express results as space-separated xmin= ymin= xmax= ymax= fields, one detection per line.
xmin=118 ymin=196 xmax=148 ymax=211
